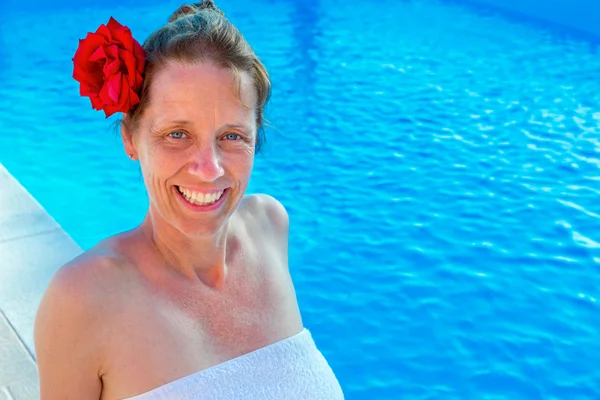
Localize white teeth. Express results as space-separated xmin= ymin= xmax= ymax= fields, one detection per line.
xmin=178 ymin=187 xmax=225 ymax=206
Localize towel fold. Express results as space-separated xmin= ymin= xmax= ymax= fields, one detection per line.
xmin=123 ymin=328 xmax=344 ymax=399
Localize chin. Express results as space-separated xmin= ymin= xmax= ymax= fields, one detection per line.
xmin=173 ymin=192 xmax=238 ymax=236
xmin=149 ymin=184 xmax=242 ymax=237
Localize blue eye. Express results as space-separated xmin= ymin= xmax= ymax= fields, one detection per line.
xmin=225 ymin=133 xmax=241 ymax=141
xmin=169 ymin=131 xmax=186 ymax=139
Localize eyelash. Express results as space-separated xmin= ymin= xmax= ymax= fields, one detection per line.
xmin=168 ymin=130 xmax=188 ymax=140
xmin=166 ymin=131 xmax=249 ymax=143
xmin=223 ymin=133 xmax=242 ymax=141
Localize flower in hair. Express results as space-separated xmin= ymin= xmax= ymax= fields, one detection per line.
xmin=72 ymin=17 xmax=146 ymax=118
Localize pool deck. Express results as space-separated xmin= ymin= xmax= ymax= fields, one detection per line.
xmin=0 ymin=163 xmax=82 ymax=398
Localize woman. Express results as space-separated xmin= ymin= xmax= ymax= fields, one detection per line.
xmin=33 ymin=2 xmax=344 ymax=399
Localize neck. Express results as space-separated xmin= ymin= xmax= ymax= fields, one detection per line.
xmin=139 ymin=208 xmax=231 ymax=288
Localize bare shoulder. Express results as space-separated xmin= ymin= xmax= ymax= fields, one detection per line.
xmin=37 ymin=243 xmax=128 ymax=318
xmin=34 ymin=246 xmax=127 ymax=398
xmin=34 ymin=247 xmax=123 ymax=339
xmin=239 ymin=193 xmax=289 ymax=233
xmin=238 ymin=195 xmax=301 ymax=327
xmin=237 ymin=194 xmax=290 ymax=272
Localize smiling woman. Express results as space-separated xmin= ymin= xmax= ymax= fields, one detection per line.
xmin=123 ymin=62 xmax=257 ymax=241
xmin=33 ymin=1 xmax=344 ymax=399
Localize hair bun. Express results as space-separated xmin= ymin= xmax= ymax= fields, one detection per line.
xmin=168 ymin=5 xmax=197 ymax=23
xmin=197 ymin=0 xmax=223 ymax=14
xmin=168 ymin=1 xmax=224 ymax=23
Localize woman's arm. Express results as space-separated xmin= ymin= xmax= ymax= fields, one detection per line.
xmin=34 ymin=261 xmax=106 ymax=400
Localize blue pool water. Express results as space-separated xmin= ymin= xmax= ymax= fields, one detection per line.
xmin=1 ymin=0 xmax=600 ymax=398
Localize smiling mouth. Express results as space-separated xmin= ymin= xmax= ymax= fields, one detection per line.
xmin=176 ymin=186 xmax=226 ymax=206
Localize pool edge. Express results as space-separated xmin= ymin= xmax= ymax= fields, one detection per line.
xmin=0 ymin=162 xmax=83 ymax=399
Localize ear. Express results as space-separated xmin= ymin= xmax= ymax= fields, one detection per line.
xmin=121 ymin=121 xmax=138 ymax=161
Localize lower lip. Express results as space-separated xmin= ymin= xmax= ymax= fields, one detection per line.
xmin=174 ymin=186 xmax=228 ymax=212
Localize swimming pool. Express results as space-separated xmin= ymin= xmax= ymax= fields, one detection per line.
xmin=1 ymin=0 xmax=599 ymax=398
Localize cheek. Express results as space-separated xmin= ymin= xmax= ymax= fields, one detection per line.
xmin=227 ymin=147 xmax=255 ymax=178
xmin=139 ymin=144 xmax=180 ymax=190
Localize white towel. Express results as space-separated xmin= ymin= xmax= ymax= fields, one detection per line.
xmin=123 ymin=328 xmax=344 ymax=400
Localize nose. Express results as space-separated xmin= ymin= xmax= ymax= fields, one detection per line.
xmin=188 ymin=143 xmax=225 ymax=182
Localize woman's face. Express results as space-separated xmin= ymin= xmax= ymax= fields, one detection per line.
xmin=123 ymin=61 xmax=257 ymax=237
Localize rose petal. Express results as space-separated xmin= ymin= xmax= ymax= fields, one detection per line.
xmin=132 ymin=40 xmax=146 ymax=74
xmin=128 ymin=87 xmax=141 ymax=108
xmin=127 ymin=74 xmax=139 ymax=94
xmin=118 ymin=48 xmax=134 ymax=72
xmin=103 ymin=107 xmax=119 ymax=118
xmin=80 ymin=82 xmax=101 ymax=97
xmin=103 ymin=75 xmax=134 ymax=117
xmin=118 ymin=48 xmax=140 ymax=84
xmin=107 ymin=73 xmax=123 ymax=103
xmin=73 ymin=33 xmax=106 ymax=65
xmin=72 ymin=33 xmax=108 ymax=82
xmin=104 ymin=44 xmax=119 ymax=60
xmin=90 ymin=94 xmax=104 ymax=110
xmin=129 ymin=68 xmax=144 ymax=91
xmin=118 ymin=77 xmax=130 ymax=106
xmin=104 ymin=58 xmax=122 ymax=78
xmin=73 ymin=16 xmax=147 ymax=117
xmin=99 ymin=73 xmax=119 ymax=104
xmin=112 ymin=25 xmax=133 ymax=49
xmin=98 ymin=82 xmax=111 ymax=105
xmin=74 ymin=52 xmax=105 ymax=88
xmin=106 ymin=17 xmax=125 ymax=33
xmin=95 ymin=24 xmax=112 ymax=41
xmin=89 ymin=45 xmax=107 ymax=63
xmin=73 ymin=63 xmax=103 ymax=87
xmin=118 ymin=48 xmax=144 ymax=91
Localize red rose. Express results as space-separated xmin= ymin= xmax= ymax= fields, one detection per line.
xmin=72 ymin=17 xmax=146 ymax=118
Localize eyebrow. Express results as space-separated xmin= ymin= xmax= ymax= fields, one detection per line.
xmin=221 ymin=123 xmax=253 ymax=132
xmin=150 ymin=119 xmax=191 ymax=131
xmin=165 ymin=119 xmax=193 ymax=126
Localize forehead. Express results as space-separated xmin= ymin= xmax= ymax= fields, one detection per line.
xmin=147 ymin=61 xmax=256 ymax=124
